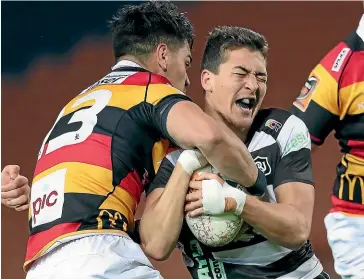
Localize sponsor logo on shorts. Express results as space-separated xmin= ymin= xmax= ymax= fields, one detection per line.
xmin=331 ymin=48 xmax=350 ymax=72
xmin=31 ymin=168 xmax=66 ymax=227
xmin=253 ymin=156 xmax=271 ymax=176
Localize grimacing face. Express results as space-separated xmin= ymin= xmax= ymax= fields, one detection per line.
xmin=202 ymin=47 xmax=268 ymax=131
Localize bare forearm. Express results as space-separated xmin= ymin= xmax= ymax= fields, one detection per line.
xmin=198 ymin=126 xmax=258 ymax=186
xmin=240 ymin=196 xmax=309 ymax=249
xmin=166 ymin=102 xmax=257 ymax=186
xmin=140 ymin=164 xmax=190 ymax=260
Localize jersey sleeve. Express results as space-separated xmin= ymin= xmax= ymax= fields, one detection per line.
xmin=274 ymin=115 xmax=314 ymax=188
xmin=145 ymin=147 xmax=183 ymax=196
xmin=291 ymin=42 xmax=352 ymax=145
xmin=147 ymin=84 xmax=192 ymax=145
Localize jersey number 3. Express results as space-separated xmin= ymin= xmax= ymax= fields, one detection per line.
xmin=38 ymin=89 xmax=112 ymax=160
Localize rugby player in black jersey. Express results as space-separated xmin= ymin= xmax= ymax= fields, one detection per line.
xmin=140 ymin=26 xmax=330 ymax=279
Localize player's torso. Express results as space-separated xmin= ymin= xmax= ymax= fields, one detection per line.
xmin=25 ymin=66 xmax=172 ymax=269
xmin=178 ymin=109 xmax=319 ymax=279
xmin=331 ymin=32 xmax=364 ymax=213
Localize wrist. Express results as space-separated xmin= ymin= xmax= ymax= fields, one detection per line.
xmin=222 ymin=183 xmax=247 ymax=215
xmin=177 ymin=149 xmax=207 ymax=175
xmin=175 ymin=162 xmax=195 ymax=178
xmin=243 ymin=168 xmax=267 ymax=197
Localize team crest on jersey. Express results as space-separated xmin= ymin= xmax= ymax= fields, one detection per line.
xmin=253 ymin=156 xmax=271 ymax=176
xmin=265 ymin=119 xmax=282 ymax=132
xmin=293 ymin=75 xmax=318 ymax=112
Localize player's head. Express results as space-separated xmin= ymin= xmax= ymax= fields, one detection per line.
xmin=110 ymin=1 xmax=194 ymax=93
xmin=200 ymin=26 xmax=268 ymax=135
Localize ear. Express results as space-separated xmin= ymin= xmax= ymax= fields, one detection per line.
xmin=156 ymin=43 xmax=168 ymax=72
xmin=201 ymin=69 xmax=214 ymax=92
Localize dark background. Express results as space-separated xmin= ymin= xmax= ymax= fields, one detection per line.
xmin=2 ymin=2 xmax=363 ymax=279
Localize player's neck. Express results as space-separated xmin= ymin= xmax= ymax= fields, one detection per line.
xmin=204 ymin=103 xmax=249 ymax=142
xmin=116 ymin=55 xmax=150 ymax=71
xmin=117 ymin=55 xmax=172 ymax=81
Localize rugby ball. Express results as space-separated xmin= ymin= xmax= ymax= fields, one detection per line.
xmin=185 ymin=165 xmax=244 ymax=247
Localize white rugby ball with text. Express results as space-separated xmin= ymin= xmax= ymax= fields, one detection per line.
xmin=185 ymin=165 xmax=244 ymax=247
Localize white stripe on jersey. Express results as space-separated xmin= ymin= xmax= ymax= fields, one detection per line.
xmin=277 ymin=115 xmax=311 ymax=158
xmin=265 ymin=184 xmax=277 ymax=203
xmin=278 ymin=255 xmax=323 ymax=279
xmin=248 ymin=131 xmax=276 ymax=153
xmin=212 ymin=248 xmax=323 ymax=278
xmin=212 ymin=241 xmax=292 ymax=266
xmin=166 ymin=149 xmax=183 ymax=166
xmin=357 ymin=14 xmax=364 ymax=42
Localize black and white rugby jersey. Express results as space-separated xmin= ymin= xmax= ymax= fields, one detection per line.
xmin=147 ymin=108 xmax=326 ymax=279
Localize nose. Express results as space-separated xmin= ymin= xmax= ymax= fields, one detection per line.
xmin=244 ymin=73 xmax=259 ymax=93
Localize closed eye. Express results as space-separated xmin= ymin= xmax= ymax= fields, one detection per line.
xmin=233 ymin=72 xmax=248 ymax=77
xmin=256 ymin=75 xmax=268 ymax=83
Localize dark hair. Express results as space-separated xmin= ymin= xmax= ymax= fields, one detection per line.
xmin=201 ymin=26 xmax=268 ymax=73
xmin=110 ymin=1 xmax=194 ymax=60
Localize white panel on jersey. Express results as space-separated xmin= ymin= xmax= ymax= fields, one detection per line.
xmin=212 ymin=241 xmax=292 ymax=266
xmin=248 ymin=131 xmax=276 ymax=153
xmin=166 ymin=149 xmax=183 ymax=166
xmin=111 ymin=60 xmax=142 ymax=70
xmin=357 ymin=14 xmax=364 ymax=42
xmin=277 ymin=255 xmax=323 ymax=279
xmin=276 ymin=115 xmax=311 ymax=158
xmin=264 ymin=184 xmax=277 ymax=204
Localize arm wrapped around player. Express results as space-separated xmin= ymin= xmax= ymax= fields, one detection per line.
xmin=140 ymin=149 xmax=208 ymax=260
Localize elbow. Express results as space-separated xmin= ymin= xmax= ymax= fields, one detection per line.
xmin=195 ymin=123 xmax=223 ymax=153
xmin=283 ymin=225 xmax=310 ymax=250
xmin=284 ymin=234 xmax=308 ymax=250
xmin=141 ymin=241 xmax=171 ymax=261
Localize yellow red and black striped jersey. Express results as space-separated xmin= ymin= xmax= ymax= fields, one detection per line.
xmin=291 ymin=15 xmax=364 ymax=215
xmin=24 ymin=60 xmax=191 ymax=270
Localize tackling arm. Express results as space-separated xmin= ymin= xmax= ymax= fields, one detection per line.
xmin=140 ymin=149 xmax=204 ymax=261
xmin=158 ymin=98 xmax=259 ymax=188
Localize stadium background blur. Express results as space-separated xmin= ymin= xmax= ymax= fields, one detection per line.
xmin=2 ymin=2 xmax=363 ymax=279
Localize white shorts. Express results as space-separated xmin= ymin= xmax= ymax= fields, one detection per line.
xmin=26 ymin=234 xmax=163 ymax=279
xmin=325 ymin=212 xmax=364 ymax=279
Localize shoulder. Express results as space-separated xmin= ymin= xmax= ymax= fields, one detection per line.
xmin=277 ymin=114 xmax=311 ymax=157
xmin=251 ymin=108 xmax=293 ymax=138
xmin=315 ymin=39 xmax=354 ymax=84
xmin=249 ymin=108 xmax=310 ymax=155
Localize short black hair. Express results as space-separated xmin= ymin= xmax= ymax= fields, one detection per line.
xmin=110 ymin=1 xmax=194 ymax=60
xmin=201 ymin=26 xmax=268 ymax=73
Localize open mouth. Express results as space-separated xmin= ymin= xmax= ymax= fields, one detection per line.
xmin=235 ymin=98 xmax=256 ymax=111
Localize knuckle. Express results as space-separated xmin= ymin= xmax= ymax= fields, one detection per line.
xmin=14 ymin=188 xmax=22 ymax=196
